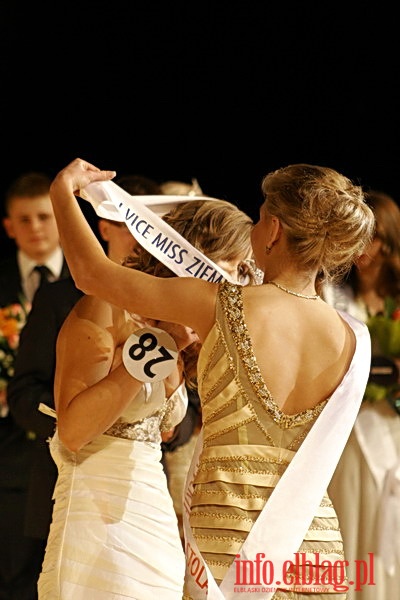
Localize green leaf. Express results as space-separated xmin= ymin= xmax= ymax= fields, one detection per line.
xmin=364 ymin=382 xmax=388 ymax=402
xmin=384 ymin=296 xmax=397 ymax=318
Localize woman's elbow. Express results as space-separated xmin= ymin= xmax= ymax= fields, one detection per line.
xmin=57 ymin=422 xmax=86 ymax=453
xmin=69 ymin=270 xmax=95 ymax=296
xmin=81 ymin=271 xmax=110 ymax=297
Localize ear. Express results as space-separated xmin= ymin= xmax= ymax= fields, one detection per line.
xmin=97 ymin=219 xmax=110 ymax=242
xmin=2 ymin=217 xmax=15 ymax=239
xmin=268 ymin=216 xmax=282 ymax=246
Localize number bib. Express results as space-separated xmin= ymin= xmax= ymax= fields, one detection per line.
xmin=122 ymin=326 xmax=178 ymax=382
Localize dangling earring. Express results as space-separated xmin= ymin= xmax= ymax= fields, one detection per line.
xmin=265 ymin=245 xmax=272 ymax=254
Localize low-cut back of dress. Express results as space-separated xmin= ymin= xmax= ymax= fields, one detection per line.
xmin=38 ymin=380 xmax=187 ymax=600
xmin=185 ymin=282 xmax=348 ymax=599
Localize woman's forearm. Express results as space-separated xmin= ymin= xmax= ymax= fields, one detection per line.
xmin=51 ymin=179 xmax=109 ymax=294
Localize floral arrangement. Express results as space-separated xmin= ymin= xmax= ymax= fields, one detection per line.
xmin=364 ymin=296 xmax=400 ymax=414
xmin=0 ymin=300 xmax=30 ymax=417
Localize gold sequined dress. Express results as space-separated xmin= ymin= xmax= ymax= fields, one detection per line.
xmin=186 ymin=282 xmax=348 ymax=599
xmin=38 ymin=381 xmax=187 ymax=600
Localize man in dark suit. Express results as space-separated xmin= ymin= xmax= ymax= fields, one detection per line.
xmin=0 ymin=171 xmax=71 ymax=600
xmin=7 ymin=279 xmax=83 ymax=538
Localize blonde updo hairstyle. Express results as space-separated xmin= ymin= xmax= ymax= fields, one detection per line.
xmin=124 ymin=198 xmax=254 ymax=386
xmin=261 ymin=164 xmax=376 ymax=288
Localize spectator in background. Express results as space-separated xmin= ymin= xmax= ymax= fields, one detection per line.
xmin=0 ymin=171 xmax=70 ymax=600
xmin=6 ymin=174 xmax=161 ymax=598
xmin=160 ymin=177 xmax=204 ymax=196
xmin=324 ymin=189 xmax=400 ymax=600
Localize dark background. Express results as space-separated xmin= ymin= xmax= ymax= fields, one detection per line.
xmin=1 ymin=2 xmax=398 ymax=256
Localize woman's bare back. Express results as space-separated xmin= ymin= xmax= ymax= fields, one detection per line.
xmin=242 ymin=284 xmax=356 ymax=415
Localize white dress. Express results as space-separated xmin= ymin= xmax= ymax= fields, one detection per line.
xmin=38 ymin=381 xmax=187 ymax=600
xmin=324 ymin=282 xmax=400 ymax=600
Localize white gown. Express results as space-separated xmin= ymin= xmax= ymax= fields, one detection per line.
xmin=324 ymin=282 xmax=400 ymax=600
xmin=38 ymin=381 xmax=187 ymax=600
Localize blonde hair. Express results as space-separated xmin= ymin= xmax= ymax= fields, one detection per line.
xmin=160 ymin=178 xmax=203 ymax=196
xmin=124 ymin=198 xmax=253 ymax=386
xmin=261 ymin=164 xmax=375 ymax=285
xmin=126 ymin=198 xmax=253 ymax=276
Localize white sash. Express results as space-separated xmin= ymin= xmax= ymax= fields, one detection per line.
xmin=183 ymin=310 xmax=371 ymax=599
xmin=79 ymin=181 xmax=237 ymax=283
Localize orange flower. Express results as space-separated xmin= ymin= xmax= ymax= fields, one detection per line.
xmin=0 ymin=301 xmax=31 ymax=387
xmin=0 ymin=315 xmax=20 ymax=339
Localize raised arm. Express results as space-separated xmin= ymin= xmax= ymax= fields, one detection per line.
xmin=50 ymin=158 xmax=216 ymax=340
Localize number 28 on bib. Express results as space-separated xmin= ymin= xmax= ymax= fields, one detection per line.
xmin=122 ymin=326 xmax=179 ymax=383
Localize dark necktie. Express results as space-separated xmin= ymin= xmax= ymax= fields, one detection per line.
xmin=33 ymin=265 xmax=51 ymax=289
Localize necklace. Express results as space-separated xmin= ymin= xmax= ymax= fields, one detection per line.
xmin=267 ymin=280 xmax=320 ymax=300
